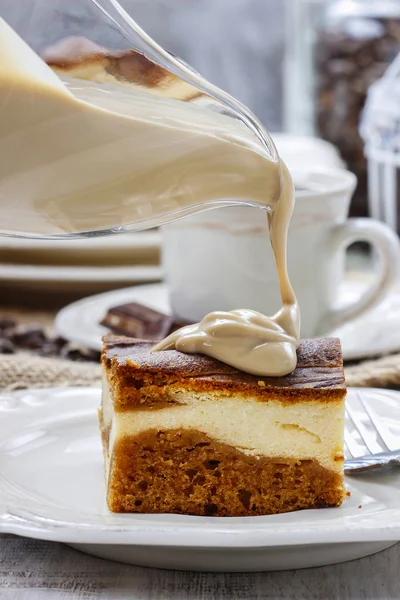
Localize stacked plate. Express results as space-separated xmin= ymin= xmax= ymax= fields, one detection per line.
xmin=0 ymin=230 xmax=162 ymax=297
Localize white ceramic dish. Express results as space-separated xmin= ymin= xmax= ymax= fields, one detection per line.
xmin=1 ymin=230 xmax=163 ymax=294
xmin=55 ymin=275 xmax=400 ymax=361
xmin=0 ymin=230 xmax=161 ymax=253
xmin=0 ymin=264 xmax=163 ymax=294
xmin=0 ymin=386 xmax=399 ymax=572
xmin=0 ymin=238 xmax=162 ymax=295
xmin=0 ymin=231 xmax=161 ymax=277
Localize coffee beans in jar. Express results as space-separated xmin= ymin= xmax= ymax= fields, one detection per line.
xmin=315 ymin=1 xmax=400 ymax=216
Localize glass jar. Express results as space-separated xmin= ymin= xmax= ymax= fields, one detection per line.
xmin=360 ymin=53 xmax=400 ymax=233
xmin=285 ymin=0 xmax=400 ymax=216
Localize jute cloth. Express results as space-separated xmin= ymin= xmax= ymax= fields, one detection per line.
xmin=0 ymin=352 xmax=101 ymax=391
xmin=1 ymin=349 xmax=400 ymax=391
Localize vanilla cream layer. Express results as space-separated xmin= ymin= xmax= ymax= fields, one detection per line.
xmin=102 ymin=379 xmax=345 ymax=474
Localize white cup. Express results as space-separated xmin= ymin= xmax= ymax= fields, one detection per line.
xmin=162 ymin=166 xmax=400 ymax=338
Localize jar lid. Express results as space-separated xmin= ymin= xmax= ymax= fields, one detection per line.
xmin=360 ymin=53 xmax=400 ymax=158
xmin=271 ymin=133 xmax=344 ymax=169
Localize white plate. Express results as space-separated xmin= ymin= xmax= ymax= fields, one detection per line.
xmin=0 ymin=264 xmax=163 ymax=294
xmin=0 ymin=231 xmax=161 ymax=277
xmin=55 ymin=277 xmax=400 ymax=361
xmin=0 ymin=230 xmax=161 ymax=252
xmin=0 ymin=386 xmax=399 ymax=572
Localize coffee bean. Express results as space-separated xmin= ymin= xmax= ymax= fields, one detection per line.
xmin=11 ymin=324 xmax=47 ymax=349
xmin=50 ymin=336 xmax=68 ymax=349
xmin=0 ymin=317 xmax=16 ymax=332
xmin=60 ymin=344 xmax=100 ymax=362
xmin=0 ymin=338 xmax=15 ymax=354
xmin=40 ymin=336 xmax=68 ymax=356
xmin=0 ymin=319 xmax=98 ymax=362
xmin=37 ymin=341 xmax=65 ymax=357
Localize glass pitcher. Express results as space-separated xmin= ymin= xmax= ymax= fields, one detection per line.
xmin=0 ymin=0 xmax=281 ymax=239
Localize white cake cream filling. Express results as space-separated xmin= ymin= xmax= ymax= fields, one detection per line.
xmin=101 ymin=371 xmax=345 ymax=478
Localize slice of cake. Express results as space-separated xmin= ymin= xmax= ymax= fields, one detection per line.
xmin=100 ymin=334 xmax=346 ymax=516
xmin=43 ymin=36 xmax=202 ymax=101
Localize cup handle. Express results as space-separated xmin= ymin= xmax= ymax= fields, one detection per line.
xmin=317 ymin=218 xmax=400 ymax=335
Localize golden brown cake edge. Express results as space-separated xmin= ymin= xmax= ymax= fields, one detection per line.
xmin=101 ymin=335 xmax=346 ymax=409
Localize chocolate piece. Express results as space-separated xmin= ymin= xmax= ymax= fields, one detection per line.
xmin=100 ymin=302 xmax=194 ymax=339
xmin=100 ymin=302 xmax=174 ymax=340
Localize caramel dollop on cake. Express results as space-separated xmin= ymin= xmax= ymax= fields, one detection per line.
xmin=100 ymin=335 xmax=346 ymax=516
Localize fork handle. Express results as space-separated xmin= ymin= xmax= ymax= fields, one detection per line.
xmin=344 ymin=451 xmax=400 ymax=474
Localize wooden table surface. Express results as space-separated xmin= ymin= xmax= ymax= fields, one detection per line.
xmin=0 ymin=534 xmax=398 ymax=599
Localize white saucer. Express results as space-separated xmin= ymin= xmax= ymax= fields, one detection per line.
xmin=55 ymin=276 xmax=400 ymax=360
xmin=0 ymin=386 xmax=399 ymax=571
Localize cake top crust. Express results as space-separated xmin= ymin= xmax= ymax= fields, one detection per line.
xmin=102 ymin=335 xmax=346 ymax=401
xmin=103 ymin=335 xmax=342 ymax=370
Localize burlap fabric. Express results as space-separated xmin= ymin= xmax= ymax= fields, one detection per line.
xmin=345 ymin=353 xmax=400 ymax=388
xmin=0 ymin=352 xmax=101 ymax=390
xmin=1 ymin=348 xmax=400 ymax=391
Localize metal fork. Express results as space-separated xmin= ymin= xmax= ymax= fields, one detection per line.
xmin=344 ymin=390 xmax=400 ymax=474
